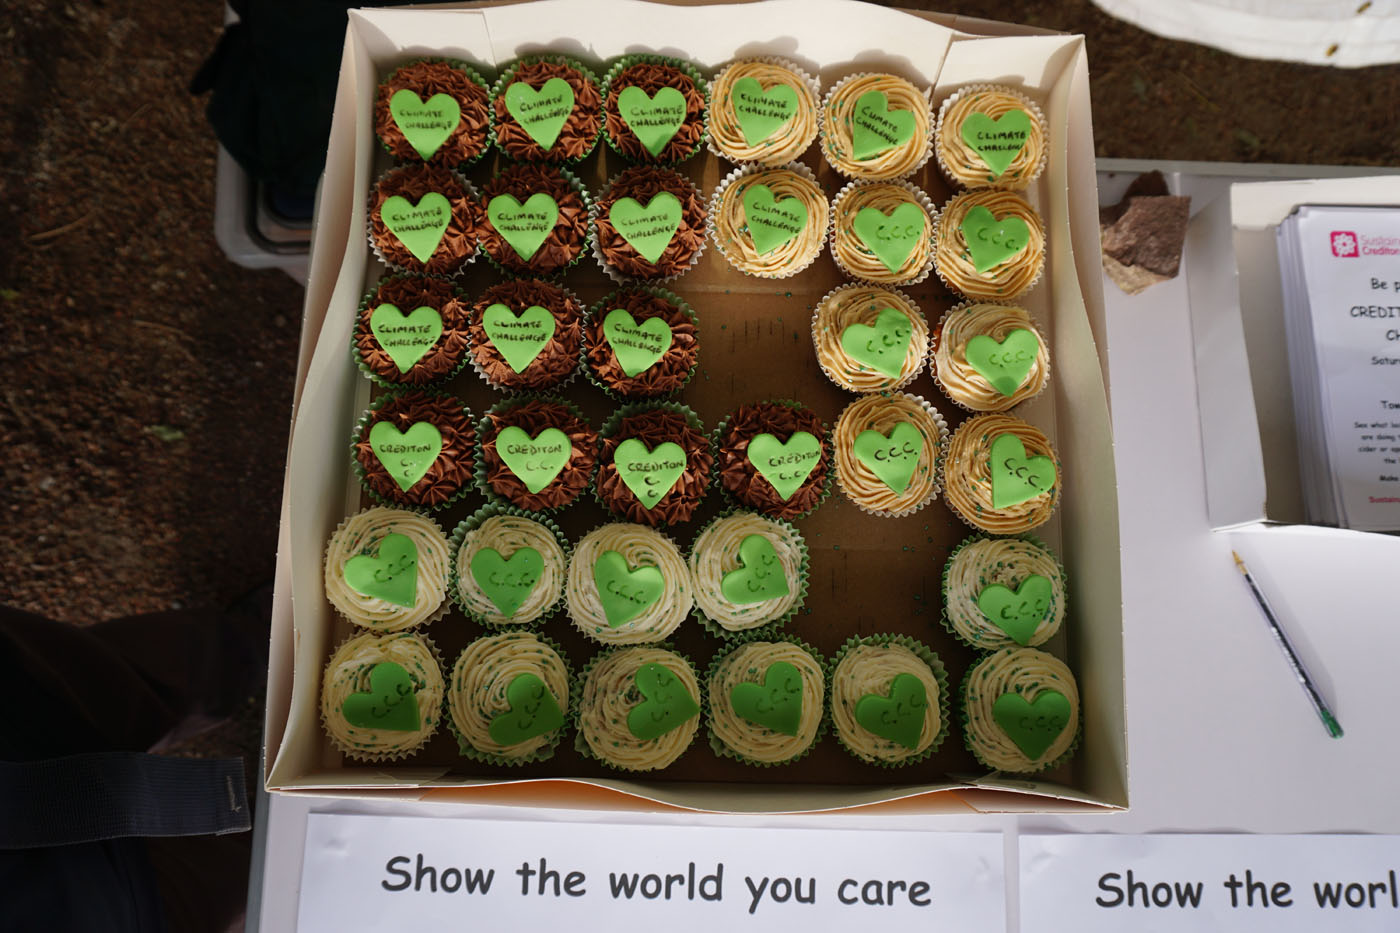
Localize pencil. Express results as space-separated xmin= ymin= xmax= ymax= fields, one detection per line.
xmin=1232 ymin=551 xmax=1343 ymax=739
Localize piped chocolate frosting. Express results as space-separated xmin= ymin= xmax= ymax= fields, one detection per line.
xmin=368 ymin=164 xmax=477 ymax=276
xmin=597 ymin=408 xmax=713 ymax=526
xmin=492 ymin=60 xmax=603 ymax=162
xmin=717 ymin=402 xmax=830 ymax=519
xmin=584 ymin=288 xmax=697 ymax=398
xmin=481 ymin=399 xmax=597 ymax=511
xmin=375 ymin=60 xmax=490 ymax=165
xmin=468 ymin=279 xmax=583 ymax=391
xmin=355 ymin=274 xmax=470 ymax=386
xmin=595 ymin=166 xmax=707 ymax=280
xmin=477 ymin=163 xmax=591 ymax=276
xmin=355 ymin=391 xmax=476 ymax=509
xmin=604 ymin=62 xmax=706 ymax=163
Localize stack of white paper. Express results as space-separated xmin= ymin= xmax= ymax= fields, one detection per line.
xmin=1276 ymin=206 xmax=1400 ymax=532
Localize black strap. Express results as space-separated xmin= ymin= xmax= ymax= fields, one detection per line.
xmin=0 ymin=753 xmax=250 ymax=849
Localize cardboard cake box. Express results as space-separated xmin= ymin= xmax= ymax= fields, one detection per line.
xmin=265 ymin=0 xmax=1125 ymax=814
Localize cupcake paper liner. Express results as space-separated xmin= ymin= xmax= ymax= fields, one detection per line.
xmin=827 ymin=633 xmax=950 ymax=768
xmin=959 ymin=645 xmax=1082 ymax=774
xmin=571 ymin=643 xmax=704 ymax=771
xmin=937 ymin=412 xmax=1061 ymax=535
xmin=929 ymin=301 xmax=1052 ymax=413
xmin=477 ymin=164 xmax=598 ymax=281
xmin=591 ymin=168 xmax=709 ymax=285
xmin=933 ymin=83 xmax=1049 ymax=191
xmin=601 ymin=54 xmax=710 ymax=166
xmin=934 ymin=188 xmax=1046 ymax=303
xmin=350 ymin=388 xmax=477 ymax=513
xmin=705 ymin=56 xmax=822 ymax=166
xmin=581 ymin=286 xmax=700 ymax=401
xmin=686 ymin=508 xmax=810 ymax=641
xmin=323 ymin=506 xmax=454 ymax=633
xmin=377 ymin=58 xmax=494 ymax=168
xmin=488 ymin=55 xmax=605 ymax=163
xmin=472 ymin=393 xmax=596 ymax=514
xmin=367 ymin=165 xmax=480 ymax=277
xmin=828 ymin=176 xmax=939 ymax=287
xmin=448 ymin=501 xmax=573 ymax=627
xmin=809 ymin=282 xmax=929 ymax=394
xmin=352 ymin=272 xmax=472 ymax=389
xmin=819 ymin=71 xmax=935 ymax=182
xmin=704 ymin=634 xmax=828 ymax=767
xmin=938 ymin=532 xmax=1067 ymax=652
xmin=707 ymin=161 xmax=829 ymax=280
xmin=711 ymin=399 xmax=835 ymax=522
xmin=832 ymin=391 xmax=949 ymax=519
xmin=320 ymin=629 xmax=447 ymax=764
xmin=446 ymin=630 xmax=574 ymax=767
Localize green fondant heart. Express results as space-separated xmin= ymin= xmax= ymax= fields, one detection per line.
xmin=965 ymin=328 xmax=1039 ymax=397
xmin=616 ymin=85 xmax=688 ymax=157
xmin=852 ymin=203 xmax=926 ymax=274
xmin=487 ymin=193 xmax=559 ymax=262
xmin=960 ymin=205 xmax=1031 ymax=274
xmin=601 ymin=308 xmax=673 ymax=378
xmin=977 ymin=574 xmax=1053 ymax=646
xmin=989 ymin=433 xmax=1056 ymax=509
xmin=746 ymin=431 xmax=822 ymax=502
xmin=626 ymin=662 xmax=699 ymax=740
xmin=730 ymin=76 xmax=798 ymax=147
xmin=593 ymin=550 xmax=665 ymax=628
xmin=368 ymin=421 xmax=442 ymax=493
xmin=341 ymin=662 xmax=420 ymax=732
xmin=495 ymin=426 xmax=571 ymax=494
xmin=503 ymin=77 xmax=575 ymax=150
xmin=369 ymin=303 xmax=443 ymax=374
xmin=992 ymin=690 xmax=1070 ymax=761
xmin=729 ymin=661 xmax=802 ymax=736
xmin=854 ymin=672 xmax=927 ymax=749
xmin=388 ymin=89 xmax=461 ymax=161
xmin=469 ymin=546 xmax=544 ymax=618
xmin=481 ymin=303 xmax=556 ymax=373
xmin=850 ymin=90 xmax=917 ymax=161
xmin=381 ymin=193 xmax=452 ymax=264
xmin=839 ymin=307 xmax=912 ymax=379
xmin=343 ymin=532 xmax=419 ymax=607
xmin=960 ymin=109 xmax=1031 ymax=179
xmin=852 ymin=421 xmax=924 ymax=495
xmin=613 ymin=438 xmax=686 ymax=510
xmin=487 ymin=673 xmax=565 ymax=746
xmin=609 ymin=193 xmax=682 ymax=264
xmin=741 ymin=183 xmax=807 ymax=255
xmin=719 ymin=534 xmax=790 ymax=605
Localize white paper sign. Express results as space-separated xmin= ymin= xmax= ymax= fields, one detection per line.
xmin=297 ymin=813 xmax=1003 ymax=931
xmin=1022 ymin=834 xmax=1400 ymax=932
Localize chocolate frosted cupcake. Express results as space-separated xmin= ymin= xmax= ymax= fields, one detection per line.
xmin=476 ymin=163 xmax=592 ymax=277
xmin=375 ymin=59 xmax=491 ymax=166
xmin=321 ymin=631 xmax=444 ymax=762
xmin=941 ymin=412 xmax=1060 ymax=534
xmin=584 ymin=287 xmax=699 ymax=399
xmin=468 ymin=279 xmax=583 ymax=392
xmin=596 ymin=404 xmax=713 ymax=527
xmin=476 ymin=397 xmax=597 ymax=512
xmin=594 ymin=166 xmax=707 ymax=281
xmin=575 ymin=645 xmax=701 ymax=771
xmin=715 ymin=401 xmax=831 ymax=520
xmin=821 ymin=73 xmax=933 ymax=180
xmin=353 ymin=389 xmax=475 ymax=511
xmin=963 ymin=646 xmax=1079 ymax=773
xmin=354 ymin=274 xmax=470 ymax=388
xmin=935 ymin=189 xmax=1045 ymax=301
xmin=932 ymin=302 xmax=1049 ymax=411
xmin=942 ymin=534 xmax=1066 ymax=650
xmin=368 ymin=164 xmax=477 ymax=276
xmin=603 ymin=56 xmax=707 ymax=163
xmin=492 ymin=56 xmax=604 ymax=163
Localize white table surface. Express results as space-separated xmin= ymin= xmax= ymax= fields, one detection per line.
xmin=251 ymin=161 xmax=1400 ymax=931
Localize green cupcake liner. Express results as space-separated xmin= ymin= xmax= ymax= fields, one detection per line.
xmin=571 ymin=643 xmax=704 ymax=772
xmin=472 ymin=393 xmax=596 ymax=514
xmin=352 ymin=272 xmax=472 ymax=389
xmin=686 ymin=508 xmax=809 ymax=641
xmin=377 ymin=57 xmax=494 ymax=169
xmin=711 ymin=398 xmax=835 ymax=522
xmin=489 ymin=55 xmax=605 ymax=164
xmin=938 ymin=532 xmax=1067 ymax=652
xmin=601 ymin=54 xmax=710 ymax=166
xmin=448 ymin=502 xmax=573 ymax=628
xmin=959 ymin=645 xmax=1082 ymax=775
xmin=350 ymin=388 xmax=476 ymax=513
xmin=320 ymin=629 xmax=447 ymax=764
xmin=703 ymin=634 xmax=828 ymax=767
xmin=581 ymin=286 xmax=700 ymax=401
xmin=593 ymin=401 xmax=713 ymax=528
xmin=446 ymin=630 xmax=574 ymax=767
xmin=827 ymin=633 xmax=951 ymax=768
xmin=477 ymin=164 xmax=597 ymax=281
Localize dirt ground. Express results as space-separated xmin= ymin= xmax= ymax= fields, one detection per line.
xmin=2 ymin=0 xmax=1398 ymax=918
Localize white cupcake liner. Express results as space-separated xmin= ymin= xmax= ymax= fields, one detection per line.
xmin=467 ymin=279 xmax=587 ymax=394
xmin=827 ymin=177 xmax=938 ymax=287
xmin=367 ymin=164 xmax=479 ymax=276
xmin=819 ymin=71 xmax=935 ymax=181
xmin=937 ymin=412 xmax=1062 ymax=535
xmin=832 ymin=391 xmax=949 ymax=519
xmin=930 ymin=301 xmax=1052 ymax=414
xmin=809 ymin=282 xmax=929 ymax=394
xmin=706 ymin=160 xmax=828 ymax=279
xmin=934 ymin=189 xmax=1047 ymax=302
xmin=934 ymin=83 xmax=1049 ymax=192
xmin=705 ymin=56 xmax=822 ymax=166
xmin=592 ymin=168 xmax=708 ymax=285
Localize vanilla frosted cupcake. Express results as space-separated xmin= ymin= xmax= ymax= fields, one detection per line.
xmin=324 ymin=507 xmax=451 ymax=633
xmin=448 ymin=631 xmax=571 ymax=765
xmin=811 ymin=284 xmax=928 ymax=393
xmin=935 ymin=85 xmax=1047 ymax=189
xmin=829 ymin=180 xmax=935 ymax=285
xmin=833 ymin=392 xmax=946 ymax=517
xmin=942 ymin=535 xmax=1066 ymax=650
xmin=710 ymin=164 xmax=827 ymax=278
xmin=942 ymin=412 xmax=1060 ymax=534
xmin=688 ymin=511 xmax=808 ymax=637
xmin=321 ymin=631 xmax=444 ymax=761
xmin=935 ymin=189 xmax=1045 ymax=301
xmin=707 ymin=639 xmax=825 ymax=765
xmin=821 ymin=73 xmax=932 ymax=180
xmin=933 ymin=302 xmax=1048 ymax=411
xmin=450 ymin=506 xmax=568 ymax=627
xmin=576 ymin=646 xmax=700 ymax=771
xmin=830 ymin=636 xmax=947 ymax=766
xmin=707 ymin=59 xmax=819 ymax=164
xmin=963 ymin=646 xmax=1079 ymax=772
xmin=566 ymin=523 xmax=693 ymax=644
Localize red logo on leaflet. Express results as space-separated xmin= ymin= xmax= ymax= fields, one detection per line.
xmin=1331 ymin=231 xmax=1359 ymax=257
